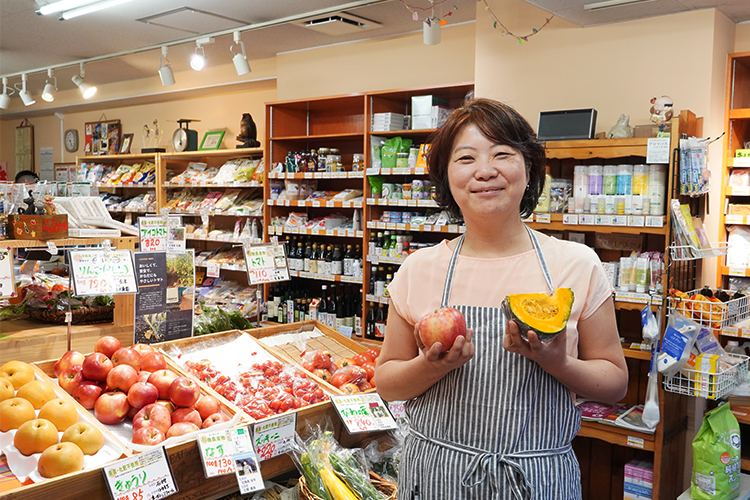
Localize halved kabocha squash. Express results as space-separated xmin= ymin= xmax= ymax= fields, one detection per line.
xmin=502 ymin=288 xmax=574 ymax=342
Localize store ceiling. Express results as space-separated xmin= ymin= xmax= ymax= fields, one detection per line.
xmin=0 ymin=0 xmax=748 ymax=98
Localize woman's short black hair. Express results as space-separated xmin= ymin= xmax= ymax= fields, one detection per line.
xmin=427 ymin=98 xmax=546 ymax=219
xmin=15 ymin=170 xmax=39 ymax=183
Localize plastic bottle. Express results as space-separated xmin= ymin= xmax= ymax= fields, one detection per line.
xmin=617 ymin=164 xmax=633 ymax=215
xmin=726 ymin=340 xmax=747 ymax=356
xmin=588 ymin=165 xmax=603 ymax=214
xmin=632 ymin=164 xmax=649 ymax=215
xmin=573 ymin=165 xmax=588 ymax=214
xmin=619 ymin=257 xmax=632 ymax=292
xmin=648 ymin=164 xmax=667 ymax=215
xmin=603 ymin=165 xmax=617 ymax=214
xmin=635 ymin=256 xmax=650 ymax=293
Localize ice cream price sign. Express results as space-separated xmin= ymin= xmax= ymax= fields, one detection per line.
xmin=197 ymin=425 xmax=255 ymax=478
xmin=331 ymin=393 xmax=398 ymax=434
xmin=69 ymin=249 xmax=137 ymax=296
xmin=252 ymin=413 xmax=296 ymax=461
xmin=102 ymin=447 xmax=177 ymax=500
xmin=243 ymin=243 xmax=290 ymax=285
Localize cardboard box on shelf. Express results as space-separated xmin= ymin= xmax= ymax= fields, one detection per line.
xmin=411 ymin=95 xmax=451 ymax=130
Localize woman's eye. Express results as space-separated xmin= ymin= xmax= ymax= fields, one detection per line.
xmin=456 ymin=155 xmax=474 ymax=162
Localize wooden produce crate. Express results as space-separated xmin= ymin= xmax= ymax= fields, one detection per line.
xmin=0 ymin=364 xmax=128 ymax=495
xmin=154 ymin=329 xmax=345 ymax=440
xmin=10 ymin=214 xmax=69 ymax=240
xmin=33 ymin=357 xmax=242 ymax=454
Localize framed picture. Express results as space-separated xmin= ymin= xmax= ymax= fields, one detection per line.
xmin=85 ymin=119 xmax=121 ymax=155
xmin=199 ymin=131 xmax=225 ymax=151
xmin=120 ymin=133 xmax=134 ymax=154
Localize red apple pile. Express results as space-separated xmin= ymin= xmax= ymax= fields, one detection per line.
xmin=54 ymin=336 xmax=230 ymax=447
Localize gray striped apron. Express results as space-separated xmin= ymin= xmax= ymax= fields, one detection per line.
xmin=399 ymin=226 xmax=582 ymax=500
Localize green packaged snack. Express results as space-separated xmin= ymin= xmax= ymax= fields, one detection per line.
xmin=381 ymin=137 xmax=402 ymax=170
xmin=691 ymin=403 xmax=741 ymax=500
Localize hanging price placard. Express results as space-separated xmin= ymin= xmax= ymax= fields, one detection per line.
xmin=233 ymin=450 xmax=265 ymax=494
xmin=331 ymin=393 xmax=398 ymax=434
xmin=102 ymin=447 xmax=177 ymax=500
xmin=0 ymin=245 xmax=16 ymax=299
xmin=243 ymin=243 xmax=290 ymax=285
xmin=252 ymin=413 xmax=296 ymax=462
xmin=69 ymin=249 xmax=137 ymax=296
xmin=197 ymin=425 xmax=255 ymax=477
xmin=139 ymin=216 xmax=185 ymax=253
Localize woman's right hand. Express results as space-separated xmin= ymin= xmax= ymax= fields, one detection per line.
xmin=414 ymin=323 xmax=475 ymax=369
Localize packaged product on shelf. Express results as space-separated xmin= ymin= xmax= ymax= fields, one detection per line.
xmin=284 ymin=212 xmax=308 ymax=230
xmin=728 ymin=170 xmax=750 ymax=187
xmin=381 ymin=137 xmax=413 ymax=170
xmin=728 ymin=204 xmax=750 ymax=216
xmin=332 ymin=189 xmax=363 ymax=202
xmin=251 ymin=158 xmax=265 ymax=183
xmin=212 ymin=189 xmax=242 ymax=212
xmin=284 ymin=179 xmax=304 ymax=200
xmin=691 ymin=403 xmax=741 ymax=500
xmin=270 ymin=180 xmax=284 ymax=200
xmin=371 ymin=137 xmax=386 ymax=170
xmin=299 ymin=179 xmax=317 ymax=200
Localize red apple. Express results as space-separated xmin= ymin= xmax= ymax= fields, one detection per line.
xmin=417 ymin=307 xmax=467 ymax=353
xmin=82 ymin=352 xmax=113 ymax=382
xmin=73 ymin=380 xmax=103 ymax=409
xmin=137 ymin=371 xmax=152 ymax=384
xmin=53 ymin=350 xmax=85 ymax=377
xmin=147 ymin=370 xmax=179 ymax=400
xmin=132 ymin=343 xmax=155 ymax=356
xmin=168 ymin=377 xmax=200 ymax=408
xmin=127 ymin=405 xmax=140 ymax=419
xmin=202 ymin=413 xmax=230 ymax=429
xmin=58 ymin=365 xmax=84 ymax=395
xmin=166 ymin=422 xmax=199 ymax=438
xmin=94 ymin=391 xmax=130 ymax=424
xmin=127 ymin=382 xmax=159 ymax=409
xmin=132 ymin=404 xmax=171 ymax=435
xmin=194 ymin=395 xmax=220 ymax=421
xmin=106 ymin=364 xmax=138 ymax=393
xmin=140 ymin=352 xmax=166 ymax=373
xmin=94 ymin=336 xmax=122 ymax=359
xmin=132 ymin=426 xmax=165 ymax=446
xmin=153 ymin=400 xmax=176 ymax=416
xmin=171 ymin=407 xmax=202 ymax=427
xmin=111 ymin=348 xmax=141 ymax=371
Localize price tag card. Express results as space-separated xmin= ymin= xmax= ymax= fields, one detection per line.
xmin=338 ymin=326 xmax=353 ymax=338
xmin=233 ymin=450 xmax=265 ymax=494
xmin=139 ymin=217 xmax=168 ymax=252
xmin=579 ymin=214 xmax=596 ymax=225
xmin=407 ymin=199 xmax=418 ymax=207
xmin=331 ymin=393 xmax=398 ymax=434
xmin=396 ymin=223 xmax=406 ymax=231
xmin=612 ymin=216 xmax=628 ymax=226
xmin=562 ymin=214 xmax=578 ymax=225
xmin=70 ymin=249 xmax=137 ymax=296
xmin=207 ymin=262 xmax=221 ymax=278
xmin=646 ymin=137 xmax=670 ymax=164
xmin=726 ymin=215 xmax=745 ymax=224
xmin=326 ymin=201 xmax=335 ymax=207
xmin=448 ymin=224 xmax=459 ymax=233
xmin=733 ymin=187 xmax=750 ymax=196
xmin=380 ymin=168 xmax=392 ymax=175
xmin=46 ymin=241 xmax=58 ymax=255
xmin=377 ymin=222 xmax=386 ymax=229
xmin=597 ymin=215 xmax=613 ymax=226
xmin=397 ymin=199 xmax=407 ymax=206
xmin=304 ymin=172 xmax=314 ymax=179
xmin=729 ymin=266 xmax=747 ymax=277
xmin=628 ymin=216 xmax=645 ymax=227
xmin=366 ymin=167 xmax=380 ymax=175
xmin=197 ymin=426 xmax=255 ymax=477
xmin=645 ymin=216 xmax=664 ymax=228
xmin=252 ymin=413 xmax=296 ymax=462
xmin=312 ymin=201 xmax=321 ymax=207
xmin=387 ymin=223 xmax=396 ymax=230
xmin=243 ymin=243 xmax=291 ymax=285
xmin=534 ymin=213 xmax=551 ymax=224
xmin=103 ymin=447 xmax=177 ymax=500
xmin=0 ymin=245 xmax=16 ymax=299
xmin=386 ymin=400 xmax=406 ymax=419
xmin=415 ymin=167 xmax=425 ymax=175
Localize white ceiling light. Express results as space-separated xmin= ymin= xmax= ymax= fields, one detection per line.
xmin=60 ymin=0 xmax=134 ymax=20
xmin=42 ymin=68 xmax=57 ymax=102
xmin=230 ymin=32 xmax=251 ymax=76
xmin=583 ymin=0 xmax=657 ymax=10
xmin=190 ymin=37 xmax=214 ymax=71
xmin=37 ymin=0 xmax=99 ymax=15
xmin=72 ymin=62 xmax=97 ymax=99
xmin=0 ymin=77 xmax=14 ymax=110
xmin=158 ymin=46 xmax=175 ymax=86
xmin=423 ymin=17 xmax=440 ymax=45
xmin=15 ymin=74 xmax=36 ymax=106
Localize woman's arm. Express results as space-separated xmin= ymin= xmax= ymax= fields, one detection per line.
xmin=504 ymin=296 xmax=628 ymax=403
xmin=375 ymin=306 xmax=474 ymax=402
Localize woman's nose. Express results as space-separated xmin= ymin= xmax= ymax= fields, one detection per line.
xmin=475 ymin=159 xmax=498 ymax=180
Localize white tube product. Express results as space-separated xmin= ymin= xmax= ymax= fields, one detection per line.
xmin=648 ymin=164 xmax=667 ymax=215
xmin=635 ymin=256 xmax=650 ymax=293
xmin=573 ymin=165 xmax=588 ymax=213
xmin=619 ymin=256 xmax=633 ymax=292
xmin=632 ymin=164 xmax=649 ymax=215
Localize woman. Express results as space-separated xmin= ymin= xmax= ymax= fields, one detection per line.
xmin=375 ymin=98 xmax=628 ymax=499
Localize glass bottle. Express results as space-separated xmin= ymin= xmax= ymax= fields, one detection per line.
xmin=309 ymin=243 xmax=319 ymax=274
xmin=375 ymin=266 xmax=386 ymax=297
xmin=327 ymin=285 xmax=337 ymax=329
xmin=375 ymin=231 xmax=384 ymax=256
xmin=319 ymin=285 xmax=328 ymax=326
xmin=366 ymin=302 xmax=377 ymax=340
xmin=368 ymin=231 xmax=376 ymax=256
xmin=383 ymin=273 xmax=393 ymax=298
xmin=303 ymin=241 xmax=313 ymax=272
xmin=317 ymin=243 xmax=328 ymax=276
xmin=355 ymin=288 xmax=363 ymax=337
xmin=335 ymin=290 xmax=346 ymax=331
xmin=343 ymin=244 xmax=354 ymax=276
xmin=331 ymin=244 xmax=344 ymax=276
xmin=324 ymin=245 xmax=334 ymax=276
xmin=354 ymin=244 xmax=363 ymax=279
xmin=375 ymin=303 xmax=386 ymax=340
xmin=369 ymin=265 xmax=378 ymax=295
xmin=382 ymin=231 xmax=392 ymax=256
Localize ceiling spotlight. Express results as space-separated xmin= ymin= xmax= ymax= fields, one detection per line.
xmin=158 ymin=46 xmax=175 ymax=86
xmin=190 ymin=37 xmax=214 ymax=71
xmin=230 ymin=31 xmax=251 ymax=76
xmin=583 ymin=0 xmax=656 ymax=10
xmin=423 ymin=17 xmax=441 ymax=46
xmin=59 ymin=0 xmax=134 ymax=20
xmin=0 ymin=77 xmax=14 ymax=110
xmin=16 ymin=74 xmax=36 ymax=107
xmin=72 ymin=62 xmax=97 ymax=99
xmin=42 ymin=68 xmax=57 ymax=102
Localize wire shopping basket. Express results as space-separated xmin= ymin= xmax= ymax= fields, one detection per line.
xmin=662 ymin=354 xmax=749 ymax=400
xmin=667 ymin=289 xmax=749 ymax=331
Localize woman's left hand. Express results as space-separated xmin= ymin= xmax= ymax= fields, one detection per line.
xmin=503 ymin=319 xmax=569 ymax=372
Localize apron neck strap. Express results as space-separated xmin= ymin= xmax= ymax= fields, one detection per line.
xmin=440 ymin=226 xmax=555 ymax=308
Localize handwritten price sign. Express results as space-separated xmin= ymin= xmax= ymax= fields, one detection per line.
xmin=243 ymin=243 xmax=290 ymax=285
xmin=331 ymin=393 xmax=398 ymax=435
xmin=197 ymin=425 xmax=255 ymax=478
xmin=69 ymin=249 xmax=137 ymax=296
xmin=252 ymin=413 xmax=296 ymax=461
xmin=139 ymin=216 xmax=184 ymax=253
xmin=103 ymin=447 xmax=177 ymax=500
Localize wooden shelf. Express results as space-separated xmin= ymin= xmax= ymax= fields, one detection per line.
xmin=77 ymin=153 xmax=156 ymax=162
xmin=95 ymin=182 xmax=156 ymax=188
xmin=526 ymin=213 xmax=668 ymax=235
xmin=4 ymin=236 xmax=137 ymax=249
xmin=729 ymin=108 xmax=750 ymax=120
xmin=267 ymin=199 xmax=362 ymax=208
xmin=369 ymin=129 xmax=437 ymax=136
xmin=269 ymin=171 xmax=364 ymax=179
xmin=159 ymin=148 xmax=263 ymax=160
xmin=545 ymin=138 xmax=650 ymax=160
xmin=269 ymin=132 xmax=364 ymax=141
xmin=163 ymin=182 xmax=263 ymax=188
xmin=366 ymin=221 xmax=465 ymax=234
xmin=722 ymin=265 xmax=750 ymax=277
xmin=577 ymin=420 xmax=656 ymax=451
xmin=622 ymin=346 xmax=652 ymax=360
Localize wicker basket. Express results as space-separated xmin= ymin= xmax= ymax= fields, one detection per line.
xmin=27 ymin=305 xmax=115 ymax=325
xmin=299 ymin=471 xmax=397 ymax=500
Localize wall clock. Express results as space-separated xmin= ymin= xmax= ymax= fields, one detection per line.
xmin=64 ymin=129 xmax=79 ymax=153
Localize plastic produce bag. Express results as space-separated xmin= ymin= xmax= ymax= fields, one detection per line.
xmin=657 ymin=312 xmax=701 ymax=376
xmin=691 ymin=403 xmax=741 ymax=500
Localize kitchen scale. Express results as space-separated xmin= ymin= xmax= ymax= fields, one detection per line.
xmin=171 ymin=119 xmax=200 ymax=152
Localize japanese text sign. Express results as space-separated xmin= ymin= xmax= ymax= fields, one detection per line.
xmin=331 ymin=393 xmax=398 ymax=434
xmin=102 ymin=447 xmax=177 ymax=500
xmin=69 ymin=248 xmax=137 ymax=296
xmin=252 ymin=413 xmax=296 ymax=461
xmin=243 ymin=243 xmax=290 ymax=285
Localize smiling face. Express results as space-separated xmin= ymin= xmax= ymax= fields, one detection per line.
xmin=448 ymin=123 xmax=529 ymax=221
